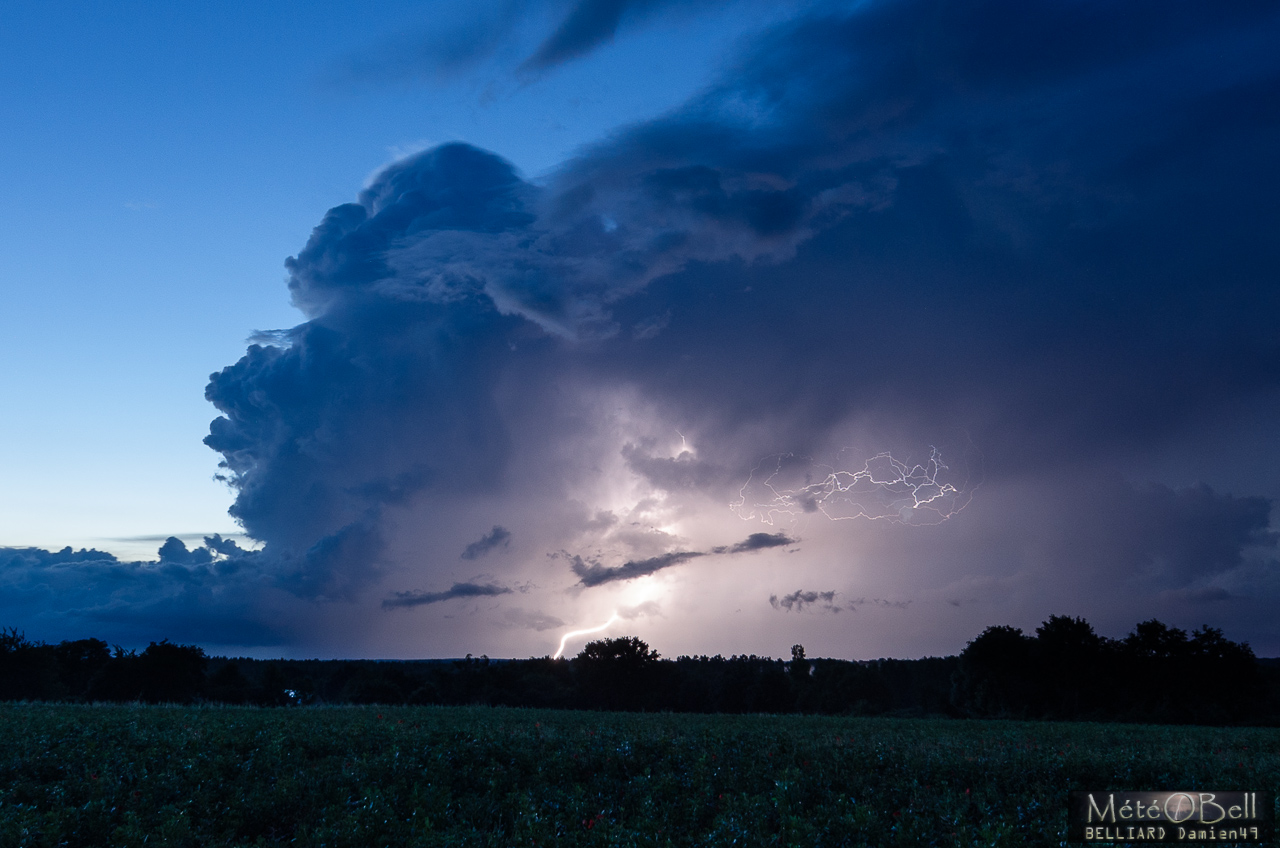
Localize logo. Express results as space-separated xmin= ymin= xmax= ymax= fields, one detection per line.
xmin=1067 ymin=791 xmax=1273 ymax=843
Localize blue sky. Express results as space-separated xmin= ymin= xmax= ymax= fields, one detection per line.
xmin=3 ymin=1 xmax=1279 ymax=660
xmin=0 ymin=0 xmax=786 ymax=558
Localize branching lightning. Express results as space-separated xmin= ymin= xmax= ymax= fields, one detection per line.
xmin=733 ymin=446 xmax=978 ymax=526
xmin=552 ymin=612 xmax=620 ymax=659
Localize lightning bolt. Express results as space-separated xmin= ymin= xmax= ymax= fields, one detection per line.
xmin=733 ymin=446 xmax=979 ymax=526
xmin=552 ymin=613 xmax=620 ymax=659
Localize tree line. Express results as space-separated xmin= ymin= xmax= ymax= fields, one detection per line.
xmin=2 ymin=618 xmax=1277 ymax=724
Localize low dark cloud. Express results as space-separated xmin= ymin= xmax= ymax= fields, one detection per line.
xmin=571 ymin=531 xmax=796 ymax=587
xmin=713 ymin=532 xmax=794 ymax=554
xmin=571 ymin=551 xmax=704 ymax=587
xmin=770 ymin=590 xmax=840 ymax=613
xmin=522 ymin=0 xmax=634 ymax=70
xmin=0 ymin=541 xmax=285 ymax=648
xmin=461 ymin=526 xmax=512 ymax=560
xmin=383 ymin=582 xmax=514 ymax=610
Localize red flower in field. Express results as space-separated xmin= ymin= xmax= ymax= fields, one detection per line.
xmin=965 ymin=788 xmax=970 ymax=795
xmin=377 ymin=713 xmax=383 ymax=719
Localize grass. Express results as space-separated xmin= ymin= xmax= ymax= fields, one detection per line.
xmin=1 ymin=703 xmax=1276 ymax=847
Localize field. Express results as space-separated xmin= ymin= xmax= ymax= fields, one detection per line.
xmin=1 ymin=704 xmax=1276 ymax=847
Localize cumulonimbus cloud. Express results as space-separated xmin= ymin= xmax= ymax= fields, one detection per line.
xmin=179 ymin=0 xmax=1280 ymax=655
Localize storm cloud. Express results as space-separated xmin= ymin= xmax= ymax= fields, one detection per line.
xmin=383 ymin=582 xmax=514 ymax=610
xmin=31 ymin=0 xmax=1273 ymax=657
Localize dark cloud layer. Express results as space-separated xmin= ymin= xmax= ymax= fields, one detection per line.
xmin=569 ymin=531 xmax=798 ymax=587
xmin=0 ymin=541 xmax=285 ymax=648
xmin=770 ymin=590 xmax=840 ymax=613
xmin=570 ymin=551 xmax=704 ymax=587
xmin=383 ymin=582 xmax=514 ymax=610
xmin=713 ymin=533 xmax=794 ymax=555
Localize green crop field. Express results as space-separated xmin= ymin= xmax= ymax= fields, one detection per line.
xmin=1 ymin=704 xmax=1276 ymax=847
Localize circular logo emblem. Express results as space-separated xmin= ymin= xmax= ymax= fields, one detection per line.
xmin=1163 ymin=793 xmax=1196 ymax=823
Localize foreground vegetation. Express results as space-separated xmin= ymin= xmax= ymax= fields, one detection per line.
xmin=2 ymin=704 xmax=1277 ymax=847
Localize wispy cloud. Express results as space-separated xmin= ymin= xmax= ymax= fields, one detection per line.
xmin=461 ymin=526 xmax=512 ymax=560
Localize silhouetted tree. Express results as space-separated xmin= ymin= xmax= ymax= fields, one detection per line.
xmin=575 ymin=636 xmax=660 ymax=710
xmin=3 ymin=621 xmax=1273 ymax=721
xmin=1033 ymin=615 xmax=1112 ymax=717
xmin=0 ymin=628 xmax=64 ymax=701
xmin=953 ymin=625 xmax=1036 ymax=717
xmin=53 ymin=638 xmax=111 ymax=700
xmin=207 ymin=661 xmax=253 ymax=704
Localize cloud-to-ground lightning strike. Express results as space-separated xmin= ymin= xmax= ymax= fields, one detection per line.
xmin=733 ymin=447 xmax=977 ymax=526
xmin=552 ymin=613 xmax=620 ymax=659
